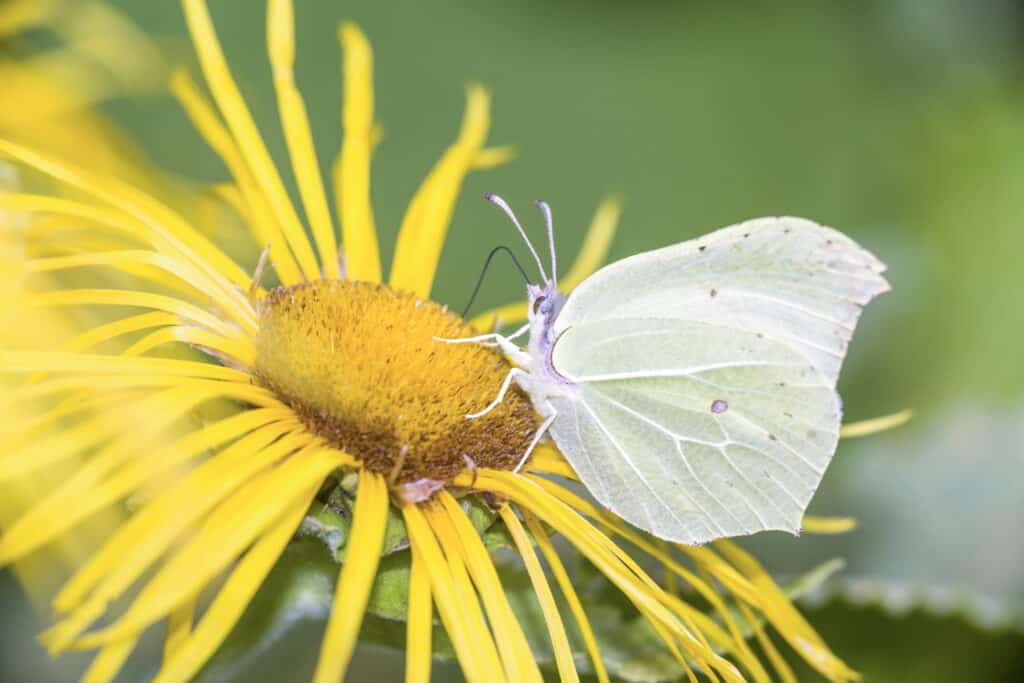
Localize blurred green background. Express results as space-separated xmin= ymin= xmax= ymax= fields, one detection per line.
xmin=3 ymin=0 xmax=1024 ymax=680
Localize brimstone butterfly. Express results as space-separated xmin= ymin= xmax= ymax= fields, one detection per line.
xmin=449 ymin=194 xmax=889 ymax=545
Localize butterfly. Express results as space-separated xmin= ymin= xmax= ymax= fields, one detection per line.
xmin=449 ymin=194 xmax=889 ymax=545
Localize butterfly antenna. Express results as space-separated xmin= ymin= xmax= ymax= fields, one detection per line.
xmin=534 ymin=200 xmax=557 ymax=288
xmin=461 ymin=245 xmax=532 ymax=318
xmin=484 ymin=193 xmax=549 ymax=282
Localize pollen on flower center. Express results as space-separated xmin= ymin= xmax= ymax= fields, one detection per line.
xmin=253 ymin=279 xmax=537 ymax=486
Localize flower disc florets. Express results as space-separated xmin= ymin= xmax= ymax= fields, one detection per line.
xmin=254 ymin=279 xmax=536 ymax=488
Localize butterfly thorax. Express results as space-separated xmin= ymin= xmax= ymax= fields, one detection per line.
xmin=525 ymin=281 xmax=575 ymax=416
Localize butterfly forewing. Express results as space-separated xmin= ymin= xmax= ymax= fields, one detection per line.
xmin=553 ymin=216 xmax=890 ymax=384
xmin=544 ymin=216 xmax=888 ymax=544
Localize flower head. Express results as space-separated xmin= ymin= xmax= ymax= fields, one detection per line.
xmin=1 ymin=1 xmax=866 ymax=681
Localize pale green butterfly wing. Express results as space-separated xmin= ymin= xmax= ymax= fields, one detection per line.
xmin=554 ymin=216 xmax=890 ymax=385
xmin=547 ymin=217 xmax=888 ymax=544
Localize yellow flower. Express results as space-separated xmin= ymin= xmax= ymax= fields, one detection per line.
xmin=0 ymin=1 xmax=889 ymax=681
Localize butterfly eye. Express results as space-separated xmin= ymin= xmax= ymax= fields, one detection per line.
xmin=532 ymin=296 xmax=547 ymax=314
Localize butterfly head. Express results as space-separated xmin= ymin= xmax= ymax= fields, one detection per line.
xmin=484 ymin=192 xmax=566 ymax=345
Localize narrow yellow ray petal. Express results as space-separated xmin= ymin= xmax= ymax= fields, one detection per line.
xmin=656 ymin=539 xmax=681 ymax=597
xmin=694 ymin=565 xmax=772 ymax=683
xmin=0 ymin=386 xmax=251 ymax=561
xmin=164 ymin=594 xmax=198 ymax=662
xmin=471 ymin=145 xmax=516 ymax=170
xmin=422 ymin=502 xmax=507 ymax=683
xmin=182 ymin=0 xmax=321 ymax=281
xmin=25 ymin=250 xmax=216 ymax=299
xmin=470 ymin=301 xmax=527 ymax=334
xmin=0 ymin=376 xmax=232 ymax=411
xmin=641 ymin=607 xmax=698 ymax=683
xmin=0 ymin=349 xmax=248 ymax=381
xmin=437 ymin=492 xmax=541 ymax=683
xmin=335 ymin=22 xmax=380 ymax=282
xmin=52 ymin=421 xmax=304 ymax=616
xmin=476 ymin=471 xmax=745 ymax=683
xmin=802 ymin=515 xmax=857 ymax=534
xmin=402 ymin=504 xmax=489 ymax=683
xmin=81 ymin=637 xmax=136 ymax=683
xmin=55 ymin=312 xmax=178 ymax=354
xmin=313 ymin=470 xmax=390 ymax=683
xmin=471 ymin=195 xmax=622 ymax=330
xmin=561 ymin=195 xmax=623 ymax=291
xmin=1 ymin=409 xmax=295 ymax=564
xmin=0 ymin=139 xmax=255 ymax=317
xmin=499 ymin=506 xmax=579 ymax=683
xmin=25 ymin=245 xmax=206 ymax=302
xmin=737 ymin=601 xmax=798 ymax=683
xmin=0 ymin=193 xmax=143 ymax=243
xmin=715 ymin=540 xmax=858 ymax=682
xmin=521 ymin=509 xmax=609 ymax=683
xmin=154 ymin=491 xmax=314 ymax=683
xmin=523 ymin=443 xmax=578 ymax=480
xmin=840 ymin=409 xmax=912 ymax=439
xmin=525 ymin=473 xmax=762 ymax=608
xmin=389 ymin=86 xmax=492 ymax=297
xmin=121 ymin=325 xmax=255 ymax=370
xmin=267 ymin=0 xmax=339 ymax=278
xmin=68 ymin=448 xmax=346 ymax=650
xmin=27 ymin=288 xmax=239 ymax=339
xmin=0 ymin=384 xmax=187 ymax=483
xmin=405 ymin=545 xmax=433 ymax=683
xmin=170 ymin=68 xmax=303 ymax=286
xmin=0 ymin=0 xmax=55 ymax=36
xmin=0 ymin=392 xmax=117 ymax=444
xmin=24 ymin=310 xmax=175 ymax=385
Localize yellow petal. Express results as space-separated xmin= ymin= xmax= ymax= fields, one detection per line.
xmin=154 ymin=491 xmax=314 ymax=683
xmin=0 ymin=139 xmax=254 ymax=321
xmin=169 ymin=68 xmax=304 ymax=285
xmin=840 ymin=409 xmax=912 ymax=439
xmin=405 ymin=544 xmax=433 ymax=683
xmin=67 ymin=447 xmax=346 ymax=650
xmin=52 ymin=421 xmax=305 ymax=616
xmin=334 ymin=22 xmax=380 ymax=282
xmin=268 ymin=0 xmax=339 ymax=279
xmin=802 ymin=515 xmax=857 ymax=534
xmin=182 ymin=0 xmax=321 ymax=281
xmin=437 ymin=492 xmax=541 ymax=683
xmin=389 ymin=85 xmax=492 ymax=297
xmin=163 ymin=594 xmax=198 ymax=662
xmin=403 ymin=503 xmax=501 ymax=683
xmin=313 ymin=470 xmax=390 ymax=683
xmin=520 ymin=509 xmax=609 ymax=683
xmin=26 ymin=288 xmax=239 ymax=339
xmin=560 ymin=194 xmax=622 ymax=291
xmin=499 ymin=506 xmax=579 ymax=683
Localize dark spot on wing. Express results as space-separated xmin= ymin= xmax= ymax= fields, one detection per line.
xmin=743 ymin=233 xmax=750 ymax=238
xmin=769 ymin=433 xmax=777 ymax=441
xmin=698 ymin=245 xmax=706 ymax=252
xmin=711 ymin=399 xmax=728 ymax=414
xmin=710 ymin=288 xmax=718 ymax=298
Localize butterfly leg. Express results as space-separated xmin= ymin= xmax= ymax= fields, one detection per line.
xmin=466 ymin=367 xmax=529 ymax=419
xmin=433 ymin=322 xmax=530 ymax=348
xmin=513 ymin=406 xmax=557 ymax=473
